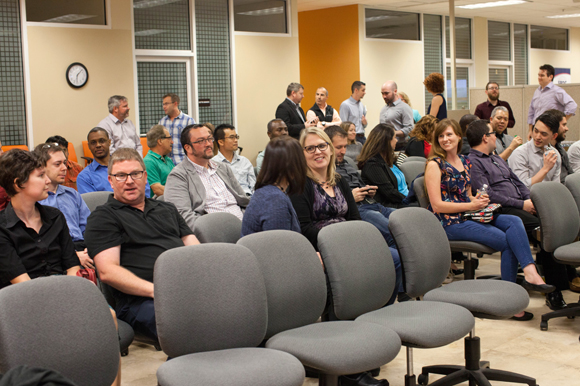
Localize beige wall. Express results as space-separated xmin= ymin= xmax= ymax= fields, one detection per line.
xmin=473 ymin=17 xmax=488 ymax=88
xmin=233 ymin=0 xmax=300 ymax=162
xmin=529 ymin=27 xmax=580 ymax=87
xmin=26 ymin=0 xmax=135 ymax=160
xmin=357 ymin=5 xmax=425 ymax=134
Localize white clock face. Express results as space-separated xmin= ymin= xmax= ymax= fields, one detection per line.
xmin=68 ymin=64 xmax=88 ymax=87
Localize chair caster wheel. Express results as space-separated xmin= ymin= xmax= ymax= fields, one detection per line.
xmin=418 ymin=373 xmax=429 ymax=385
xmin=567 ymin=315 xmax=575 ymax=319
xmin=540 ymin=321 xmax=548 ymax=331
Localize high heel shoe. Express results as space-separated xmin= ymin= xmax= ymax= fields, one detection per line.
xmin=521 ymin=280 xmax=555 ymax=294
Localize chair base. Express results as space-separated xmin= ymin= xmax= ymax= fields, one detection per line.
xmin=540 ymin=299 xmax=580 ymax=331
xmin=418 ymin=336 xmax=536 ymax=386
xmin=319 ymin=374 xmax=339 ymax=386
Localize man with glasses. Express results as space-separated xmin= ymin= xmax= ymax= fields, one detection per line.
xmin=158 ymin=93 xmax=195 ymax=165
xmin=474 ymin=82 xmax=515 ymax=128
xmin=165 ymin=124 xmax=249 ymax=231
xmin=77 ymin=127 xmax=151 ymax=196
xmin=490 ymin=106 xmax=522 ymax=161
xmin=85 ymin=148 xmax=199 ymax=340
xmin=212 ymin=124 xmax=255 ymax=196
xmin=143 ymin=125 xmax=175 ymax=198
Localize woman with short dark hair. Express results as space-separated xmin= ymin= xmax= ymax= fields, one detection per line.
xmin=241 ymin=136 xmax=307 ymax=236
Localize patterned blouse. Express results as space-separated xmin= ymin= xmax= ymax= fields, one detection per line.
xmin=312 ymin=181 xmax=348 ymax=230
xmin=428 ymin=155 xmax=471 ymax=227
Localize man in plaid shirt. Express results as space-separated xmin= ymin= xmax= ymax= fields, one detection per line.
xmin=159 ymin=93 xmax=195 ymax=165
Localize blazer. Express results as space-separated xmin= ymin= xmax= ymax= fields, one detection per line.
xmin=164 ymin=159 xmax=250 ymax=231
xmin=275 ymin=98 xmax=306 ymax=139
xmin=290 ymin=176 xmax=360 ymax=250
xmin=361 ymin=154 xmax=406 ymax=208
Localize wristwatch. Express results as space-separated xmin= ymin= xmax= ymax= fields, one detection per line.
xmin=321 ymin=121 xmax=326 ymax=127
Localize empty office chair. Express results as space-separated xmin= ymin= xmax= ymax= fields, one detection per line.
xmin=402 ymin=155 xmax=426 ymax=163
xmin=414 ymin=176 xmax=497 ymax=280
xmin=193 ymin=212 xmax=242 ymax=243
xmin=81 ymin=191 xmax=111 ymax=212
xmin=238 ymin=230 xmax=401 ymax=386
xmin=0 ymin=276 xmax=119 ymax=386
xmin=1 ymin=144 xmax=29 ymax=152
xmin=317 ymin=221 xmax=474 ymax=386
xmin=67 ymin=142 xmax=78 ymax=163
xmin=565 ymin=173 xmax=580 ymax=215
xmin=392 ymin=208 xmax=535 ymax=386
xmin=153 ymin=243 xmax=305 ymax=386
xmin=531 ymin=181 xmax=580 ymax=335
xmin=399 ymin=161 xmax=425 ymax=188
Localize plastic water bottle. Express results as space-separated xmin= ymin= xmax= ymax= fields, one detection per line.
xmin=477 ymin=184 xmax=488 ymax=198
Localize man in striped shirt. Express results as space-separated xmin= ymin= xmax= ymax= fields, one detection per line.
xmin=159 ymin=93 xmax=195 ymax=165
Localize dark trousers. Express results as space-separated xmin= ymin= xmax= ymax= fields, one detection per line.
xmin=116 ymin=295 xmax=157 ymax=340
xmin=501 ymin=206 xmax=570 ymax=291
xmin=355 ymin=134 xmax=366 ymax=145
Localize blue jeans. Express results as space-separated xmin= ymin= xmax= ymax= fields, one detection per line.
xmin=116 ymin=295 xmax=157 ymax=340
xmin=444 ymin=214 xmax=535 ymax=283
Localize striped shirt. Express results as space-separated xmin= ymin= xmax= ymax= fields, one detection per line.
xmin=527 ymin=82 xmax=577 ymax=125
xmin=159 ymin=111 xmax=196 ymax=165
xmin=188 ymin=158 xmax=244 ymax=220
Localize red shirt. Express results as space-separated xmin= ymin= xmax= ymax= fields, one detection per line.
xmin=424 ymin=141 xmax=432 ymax=158
xmin=0 ymin=187 xmax=10 ymax=211
xmin=64 ymin=160 xmax=84 ymax=191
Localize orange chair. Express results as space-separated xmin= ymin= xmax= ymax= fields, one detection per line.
xmin=140 ymin=137 xmax=149 ymax=155
xmin=1 ymin=145 xmax=29 ymax=152
xmin=81 ymin=141 xmax=93 ymax=167
xmin=67 ymin=143 xmax=78 ymax=163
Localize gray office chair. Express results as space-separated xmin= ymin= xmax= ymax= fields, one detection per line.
xmin=565 ymin=172 xmax=580 ymax=215
xmin=193 ymin=212 xmax=243 ymax=243
xmin=317 ymin=221 xmax=475 ymax=386
xmin=403 ymin=155 xmax=426 ymax=163
xmin=414 ymin=176 xmax=498 ymax=279
xmin=154 ymin=243 xmax=305 ymax=386
xmin=344 ymin=155 xmax=359 ymax=170
xmin=81 ymin=191 xmax=111 ymax=212
xmin=531 ymin=181 xmax=580 ymax=335
xmin=391 ymin=208 xmax=536 ymax=386
xmin=0 ymin=276 xmax=119 ymax=386
xmin=399 ymin=161 xmax=425 ymax=188
xmin=238 ymin=230 xmax=401 ymax=386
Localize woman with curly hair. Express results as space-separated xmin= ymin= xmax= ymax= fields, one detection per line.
xmin=405 ymin=115 xmax=439 ymax=158
xmin=424 ymin=72 xmax=447 ymax=120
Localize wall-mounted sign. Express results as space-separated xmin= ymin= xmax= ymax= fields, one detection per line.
xmin=554 ymin=68 xmax=571 ymax=84
xmin=199 ymin=99 xmax=211 ymax=107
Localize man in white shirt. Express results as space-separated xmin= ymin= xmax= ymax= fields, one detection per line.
xmin=306 ymin=87 xmax=342 ymax=128
xmin=97 ymin=95 xmax=143 ymax=156
xmin=212 ymin=124 xmax=255 ymax=196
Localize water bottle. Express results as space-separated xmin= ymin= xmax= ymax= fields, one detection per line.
xmin=476 ymin=184 xmax=488 ymax=198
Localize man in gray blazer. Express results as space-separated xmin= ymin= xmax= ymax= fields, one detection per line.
xmin=164 ymin=124 xmax=249 ymax=231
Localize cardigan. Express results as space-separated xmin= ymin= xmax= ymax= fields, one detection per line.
xmin=361 ymin=154 xmax=407 ymax=208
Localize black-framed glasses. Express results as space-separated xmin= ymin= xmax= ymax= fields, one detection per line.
xmin=110 ymin=171 xmax=144 ymax=182
xmin=484 ymin=132 xmax=496 ymax=137
xmin=162 ymin=136 xmax=172 ymax=140
xmin=304 ymin=142 xmax=329 ymax=154
xmin=225 ymin=135 xmax=240 ymax=140
xmin=487 ymin=86 xmax=499 ymax=91
xmin=190 ymin=137 xmax=215 ymax=146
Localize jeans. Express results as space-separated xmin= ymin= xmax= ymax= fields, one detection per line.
xmin=444 ymin=214 xmax=535 ymax=283
xmin=116 ymin=295 xmax=158 ymax=340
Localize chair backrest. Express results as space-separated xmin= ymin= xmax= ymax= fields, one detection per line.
xmin=1 ymin=145 xmax=29 ymax=152
xmin=531 ymin=181 xmax=580 ymax=252
xmin=81 ymin=141 xmax=93 ymax=167
xmin=344 ymin=155 xmax=358 ymax=170
xmin=67 ymin=142 xmax=78 ymax=163
xmin=238 ymin=230 xmax=326 ymax=339
xmin=388 ymin=208 xmax=451 ymax=298
xmin=565 ymin=173 xmax=580 ymax=215
xmin=81 ymin=191 xmax=111 ymax=212
xmin=403 ymin=156 xmax=426 ymax=163
xmin=399 ymin=161 xmax=425 ymax=187
xmin=154 ymin=244 xmax=268 ymax=358
xmin=140 ymin=137 xmax=150 ymax=155
xmin=413 ymin=176 xmax=429 ymax=209
xmin=317 ymin=221 xmax=395 ymax=320
xmin=156 ymin=194 xmax=165 ymax=201
xmin=0 ymin=277 xmax=119 ymax=386
xmin=193 ymin=212 xmax=243 ymax=243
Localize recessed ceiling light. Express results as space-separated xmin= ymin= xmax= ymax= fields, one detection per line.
xmin=457 ymin=0 xmax=529 ymax=10
xmin=43 ymin=14 xmax=95 ymax=23
xmin=546 ymin=13 xmax=580 ymax=18
xmin=237 ymin=7 xmax=284 ymax=16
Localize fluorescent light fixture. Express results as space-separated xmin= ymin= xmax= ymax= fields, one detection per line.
xmin=134 ymin=0 xmax=182 ymax=9
xmin=365 ymin=15 xmax=395 ymax=22
xmin=546 ymin=13 xmax=580 ymax=18
xmin=237 ymin=6 xmax=284 ymax=16
xmin=368 ymin=33 xmax=394 ymax=38
xmin=134 ymin=29 xmax=166 ymax=36
xmin=43 ymin=14 xmax=95 ymax=23
xmin=457 ymin=0 xmax=529 ymax=10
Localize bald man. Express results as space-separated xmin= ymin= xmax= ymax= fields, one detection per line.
xmin=306 ymin=87 xmax=342 ymax=128
xmin=379 ymin=81 xmax=414 ymax=150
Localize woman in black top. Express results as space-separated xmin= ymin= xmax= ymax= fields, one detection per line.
xmin=0 ymin=149 xmax=80 ymax=288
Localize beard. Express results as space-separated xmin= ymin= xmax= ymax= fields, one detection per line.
xmin=488 ymin=93 xmax=499 ymax=101
xmin=556 ymin=132 xmax=566 ymax=143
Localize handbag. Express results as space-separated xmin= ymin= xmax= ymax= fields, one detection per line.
xmin=462 ymin=203 xmax=502 ymax=223
xmin=76 ymin=268 xmax=98 ymax=286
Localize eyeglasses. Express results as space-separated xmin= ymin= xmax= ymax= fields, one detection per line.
xmin=304 ymin=142 xmax=329 ymax=154
xmin=162 ymin=136 xmax=172 ymax=140
xmin=484 ymin=132 xmax=496 ymax=137
xmin=190 ymin=137 xmax=215 ymax=146
xmin=162 ymin=102 xmax=174 ymax=106
xmin=225 ymin=135 xmax=240 ymax=140
xmin=487 ymin=87 xmax=499 ymax=91
xmin=42 ymin=143 xmax=62 ymax=149
xmin=110 ymin=171 xmax=144 ymax=182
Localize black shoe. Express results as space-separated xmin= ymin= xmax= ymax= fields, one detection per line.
xmin=339 ymin=372 xmax=389 ymax=386
xmin=452 ymin=252 xmax=467 ymax=263
xmin=521 ymin=280 xmax=556 ymax=294
xmin=451 ymin=268 xmax=464 ymax=275
xmin=546 ymin=290 xmax=567 ymax=311
xmin=510 ymin=311 xmax=534 ymax=321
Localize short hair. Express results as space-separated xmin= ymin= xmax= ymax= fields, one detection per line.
xmin=146 ymin=125 xmax=168 ymax=149
xmin=0 ymin=149 xmax=43 ymax=197
xmin=46 ymin=135 xmax=68 ymax=149
xmin=485 ymin=82 xmax=499 ymax=90
xmin=459 ymin=114 xmax=478 ymax=136
xmin=545 ymin=108 xmax=565 ymax=122
xmin=535 ymin=112 xmax=560 ymax=135
xmin=317 ymin=87 xmax=328 ymax=96
xmin=430 ymin=119 xmax=463 ymax=160
xmin=539 ymin=64 xmax=555 ymax=79
xmin=256 ymin=136 xmax=307 ymax=196
xmin=180 ymin=124 xmax=212 ymax=152
xmin=324 ymin=125 xmax=347 ymax=142
xmin=267 ymin=118 xmax=284 ymax=133
xmin=398 ymin=92 xmax=411 ymax=107
xmin=410 ymin=115 xmax=439 ymax=142
xmin=33 ymin=143 xmax=65 ymax=167
xmin=108 ymin=148 xmax=146 ymax=175
xmin=299 ymin=127 xmax=339 ymax=187
xmin=107 ymin=95 xmax=127 ymax=113
xmin=351 ymin=81 xmax=365 ymax=93
xmin=490 ymin=106 xmax=508 ymax=119
xmin=466 ymin=120 xmax=490 ymax=148
xmin=357 ymin=124 xmax=397 ymax=169
xmin=214 ymin=124 xmax=235 ymax=149
xmin=286 ymin=82 xmax=304 ymax=97
xmin=162 ymin=93 xmax=180 ymax=105
xmin=423 ymin=73 xmax=445 ymax=94
xmin=87 ymin=127 xmax=109 ymax=140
